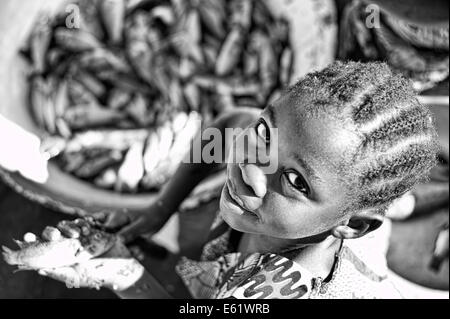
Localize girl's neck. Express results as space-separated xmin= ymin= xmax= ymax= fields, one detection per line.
xmin=238 ymin=233 xmax=342 ymax=279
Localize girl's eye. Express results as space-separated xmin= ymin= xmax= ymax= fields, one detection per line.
xmin=285 ymin=171 xmax=310 ymax=196
xmin=255 ymin=119 xmax=270 ymax=144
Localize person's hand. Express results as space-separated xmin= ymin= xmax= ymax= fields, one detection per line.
xmin=0 ymin=114 xmax=49 ymax=183
xmin=94 ymin=200 xmax=173 ymax=244
xmin=37 ymin=219 xmax=145 ymax=291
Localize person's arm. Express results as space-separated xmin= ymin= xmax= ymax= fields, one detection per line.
xmin=157 ymin=108 xmax=261 ymax=215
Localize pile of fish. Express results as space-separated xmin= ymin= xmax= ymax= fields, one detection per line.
xmin=2 ymin=218 xmax=117 ymax=271
xmin=24 ymin=0 xmax=293 ymax=192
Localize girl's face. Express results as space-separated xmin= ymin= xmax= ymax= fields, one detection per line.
xmin=220 ymin=94 xmax=361 ymax=240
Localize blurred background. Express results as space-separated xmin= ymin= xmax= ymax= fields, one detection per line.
xmin=0 ymin=0 xmax=448 ymax=298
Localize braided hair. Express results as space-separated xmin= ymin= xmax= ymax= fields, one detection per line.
xmin=287 ymin=61 xmax=439 ymax=214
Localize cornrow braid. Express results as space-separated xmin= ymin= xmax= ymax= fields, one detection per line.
xmin=361 ymin=106 xmax=432 ymax=151
xmin=288 ymin=61 xmax=439 ymax=213
xmin=361 ymin=143 xmax=436 ymax=185
xmin=352 ymin=75 xmax=415 ymax=124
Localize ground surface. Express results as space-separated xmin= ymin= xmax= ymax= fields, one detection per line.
xmin=0 ymin=181 xmax=200 ymax=299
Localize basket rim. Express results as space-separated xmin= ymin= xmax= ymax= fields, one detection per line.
xmin=0 ymin=167 xmax=90 ymax=216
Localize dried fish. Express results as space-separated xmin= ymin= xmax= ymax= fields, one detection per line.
xmin=280 ymin=47 xmax=294 ymax=86
xmin=172 ymin=9 xmax=204 ymax=64
xmin=30 ymin=77 xmax=50 ymax=129
xmin=126 ymin=39 xmax=153 ymax=84
xmin=65 ymin=129 xmax=149 ymax=153
xmin=198 ymin=2 xmax=226 ymax=40
xmin=143 ymin=131 xmax=161 ymax=175
xmin=178 ymin=58 xmax=196 ymax=79
xmin=94 ymin=168 xmax=118 ymax=189
xmin=170 ymin=0 xmax=187 ymax=20
xmin=147 ymin=28 xmax=163 ymax=52
xmin=169 ymin=79 xmax=185 ymax=110
xmin=42 ymin=96 xmax=57 ymax=134
xmin=203 ymin=45 xmax=219 ymax=69
xmin=53 ymin=82 xmax=69 ymax=117
xmin=171 ymin=112 xmax=189 ymax=134
xmin=55 ymin=118 xmax=73 ymax=139
xmin=126 ymin=94 xmax=149 ymax=126
xmin=61 ymin=152 xmax=86 ymax=173
xmin=230 ymin=0 xmax=253 ymax=30
xmin=156 ymin=124 xmax=174 ymax=162
xmin=107 ymin=88 xmax=132 ymax=110
xmin=54 ymin=28 xmax=103 ymax=52
xmin=252 ymin=0 xmax=274 ymax=30
xmin=230 ymin=81 xmax=261 ymax=96
xmin=170 ymin=112 xmax=201 ymax=162
xmin=2 ymin=223 xmax=115 ymax=270
xmin=150 ymin=5 xmax=176 ymax=26
xmin=75 ymin=0 xmax=105 ymax=40
xmin=99 ymin=0 xmax=126 ymax=44
xmin=243 ymin=52 xmax=259 ymax=77
xmin=64 ymin=104 xmax=125 ymax=129
xmin=183 ymin=83 xmax=200 ymax=111
xmin=29 ymin=14 xmax=52 ymax=73
xmin=143 ymin=112 xmax=200 ymax=189
xmin=75 ymin=150 xmax=123 ymax=179
xmin=150 ymin=65 xmax=172 ymax=102
xmin=116 ymin=141 xmax=145 ymax=192
xmin=126 ymin=0 xmax=151 ymax=12
xmin=25 ymin=0 xmax=293 ymax=193
xmin=235 ymin=96 xmax=260 ymax=108
xmin=79 ymin=48 xmax=131 ymax=73
xmin=46 ymin=49 xmax=66 ymax=70
xmin=97 ymin=70 xmax=152 ymax=94
xmin=216 ymin=92 xmax=236 ymax=113
xmin=255 ymin=32 xmax=278 ymax=94
xmin=74 ymin=71 xmax=107 ymax=98
xmin=215 ymin=27 xmax=245 ymax=76
xmin=68 ymin=80 xmax=99 ymax=106
xmin=192 ymin=75 xmax=223 ymax=91
xmin=270 ymin=19 xmax=290 ymax=46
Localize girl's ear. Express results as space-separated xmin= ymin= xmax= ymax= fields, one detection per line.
xmin=331 ymin=210 xmax=385 ymax=240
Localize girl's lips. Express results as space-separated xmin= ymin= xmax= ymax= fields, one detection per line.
xmin=227 ymin=163 xmax=264 ymax=212
xmin=225 ymin=180 xmax=260 ymax=219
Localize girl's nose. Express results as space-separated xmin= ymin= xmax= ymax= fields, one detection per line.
xmin=238 ymin=163 xmax=267 ymax=198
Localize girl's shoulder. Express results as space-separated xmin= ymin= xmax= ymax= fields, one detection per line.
xmin=310 ymin=223 xmax=404 ymax=299
xmin=309 ymin=243 xmax=404 ymax=299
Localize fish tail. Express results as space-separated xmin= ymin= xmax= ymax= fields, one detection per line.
xmin=2 ymin=246 xmax=18 ymax=265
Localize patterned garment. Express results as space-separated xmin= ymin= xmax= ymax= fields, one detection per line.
xmin=339 ymin=0 xmax=449 ymax=92
xmin=175 ymin=213 xmax=404 ymax=299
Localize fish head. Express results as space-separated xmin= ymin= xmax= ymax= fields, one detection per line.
xmin=80 ymin=228 xmax=116 ymax=257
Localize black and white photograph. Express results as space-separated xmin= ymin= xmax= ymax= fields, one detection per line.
xmin=0 ymin=0 xmax=448 ymax=301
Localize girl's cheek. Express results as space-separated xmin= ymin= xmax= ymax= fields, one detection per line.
xmin=263 ymin=199 xmax=304 ymax=234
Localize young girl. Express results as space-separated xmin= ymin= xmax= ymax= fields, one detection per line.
xmin=38 ymin=61 xmax=439 ymax=299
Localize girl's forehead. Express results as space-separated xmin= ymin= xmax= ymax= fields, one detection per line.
xmin=271 ymin=99 xmax=359 ymax=159
xmin=270 ymin=98 xmax=361 ymax=183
